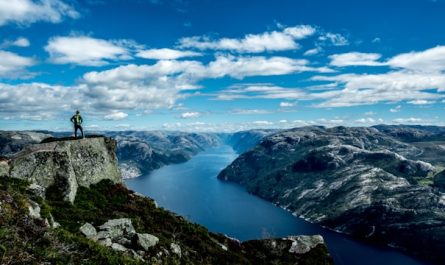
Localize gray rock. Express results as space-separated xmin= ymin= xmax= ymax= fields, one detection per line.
xmin=98 ymin=218 xmax=136 ymax=240
xmin=9 ymin=137 xmax=121 ymax=203
xmin=170 ymin=243 xmax=181 ymax=257
xmin=28 ymin=200 xmax=41 ymax=219
xmin=111 ymin=243 xmax=127 ymax=252
xmin=287 ymin=235 xmax=324 ymax=254
xmin=115 ymin=236 xmax=132 ymax=246
xmin=27 ymin=183 xmax=46 ymax=198
xmin=98 ymin=238 xmax=112 ymax=247
xmin=137 ymin=233 xmax=159 ymax=251
xmin=0 ymin=160 xmax=9 ymax=177
xmin=80 ymin=223 xmax=97 ymax=238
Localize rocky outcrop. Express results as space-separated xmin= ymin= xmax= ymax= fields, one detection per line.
xmin=219 ymin=126 xmax=445 ymax=264
xmin=8 ymin=136 xmax=121 ymax=202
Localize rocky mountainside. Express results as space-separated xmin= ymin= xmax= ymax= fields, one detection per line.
xmin=0 ymin=136 xmax=333 ymax=264
xmin=0 ymin=131 xmax=52 ymax=157
xmin=226 ymin=129 xmax=279 ymax=154
xmin=218 ymin=126 xmax=445 ymax=264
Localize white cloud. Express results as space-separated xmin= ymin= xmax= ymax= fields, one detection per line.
xmin=387 ymin=46 xmax=445 ymax=72
xmin=1 ymin=37 xmax=30 ymax=48
xmin=230 ymin=109 xmax=271 ymax=115
xmin=45 ymin=35 xmax=131 ymax=66
xmin=407 ymin=99 xmax=434 ymax=105
xmin=180 ymin=111 xmax=201 ymax=119
xmin=355 ymin=117 xmax=383 ymax=124
xmin=304 ymin=47 xmax=322 ymax=56
xmin=390 ymin=105 xmax=402 ymax=113
xmin=104 ymin=111 xmax=128 ymax=120
xmin=136 ymin=48 xmax=201 ymax=60
xmin=372 ymin=37 xmax=381 ymax=43
xmin=392 ymin=117 xmax=426 ymax=124
xmin=179 ymin=25 xmax=316 ymax=53
xmin=252 ymin=120 xmax=273 ymax=126
xmin=319 ymin=33 xmax=349 ymax=46
xmin=329 ymin=52 xmax=384 ymax=67
xmin=279 ymin=102 xmax=295 ymax=107
xmin=0 ymin=50 xmax=35 ymax=78
xmin=0 ymin=0 xmax=79 ymax=26
xmin=364 ymin=111 xmax=376 ymax=116
xmin=216 ymin=84 xmax=308 ymax=101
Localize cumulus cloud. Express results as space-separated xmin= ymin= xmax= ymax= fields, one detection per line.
xmin=355 ymin=117 xmax=384 ymax=124
xmin=45 ymin=35 xmax=131 ymax=66
xmin=304 ymin=47 xmax=322 ymax=56
xmin=387 ymin=45 xmax=445 ymax=72
xmin=392 ymin=117 xmax=426 ymax=124
xmin=136 ymin=48 xmax=201 ymax=60
xmin=0 ymin=50 xmax=35 ymax=78
xmin=329 ymin=52 xmax=384 ymax=67
xmin=180 ymin=111 xmax=201 ymax=119
xmin=0 ymin=0 xmax=79 ymax=26
xmin=407 ymin=99 xmax=434 ymax=105
xmin=1 ymin=37 xmax=30 ymax=48
xmin=178 ymin=25 xmax=316 ymax=53
xmin=319 ymin=32 xmax=349 ymax=46
xmin=104 ymin=111 xmax=128 ymax=120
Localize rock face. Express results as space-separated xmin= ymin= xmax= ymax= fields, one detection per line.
xmin=219 ymin=126 xmax=445 ymax=264
xmin=9 ymin=136 xmax=121 ymax=202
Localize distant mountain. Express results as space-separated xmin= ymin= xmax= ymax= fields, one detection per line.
xmin=218 ymin=126 xmax=445 ymax=264
xmin=226 ymin=129 xmax=280 ymax=153
xmin=0 ymin=131 xmax=52 ymax=157
xmin=104 ymin=131 xmax=222 ymax=178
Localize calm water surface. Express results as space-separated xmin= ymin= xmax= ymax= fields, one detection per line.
xmin=125 ymin=145 xmax=431 ymax=265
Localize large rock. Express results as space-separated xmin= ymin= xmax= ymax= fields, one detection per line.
xmin=0 ymin=159 xmax=9 ymax=177
xmin=137 ymin=233 xmax=159 ymax=251
xmin=9 ymin=136 xmax=121 ymax=202
xmin=80 ymin=223 xmax=97 ymax=239
xmin=98 ymin=218 xmax=136 ymax=240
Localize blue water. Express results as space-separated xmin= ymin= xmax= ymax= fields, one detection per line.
xmin=125 ymin=145 xmax=431 ymax=265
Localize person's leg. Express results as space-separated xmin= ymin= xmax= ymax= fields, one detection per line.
xmin=74 ymin=125 xmax=78 ymax=138
xmin=80 ymin=125 xmax=84 ymax=138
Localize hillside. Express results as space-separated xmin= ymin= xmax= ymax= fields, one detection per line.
xmin=218 ymin=126 xmax=445 ymax=264
xmin=0 ymin=136 xmax=333 ymax=265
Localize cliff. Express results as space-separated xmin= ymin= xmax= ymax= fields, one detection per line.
xmin=0 ymin=136 xmax=333 ymax=264
xmin=219 ymin=126 xmax=445 ymax=264
xmin=8 ymin=136 xmax=121 ymax=202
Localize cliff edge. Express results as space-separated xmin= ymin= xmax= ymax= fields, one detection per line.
xmin=8 ymin=136 xmax=121 ymax=202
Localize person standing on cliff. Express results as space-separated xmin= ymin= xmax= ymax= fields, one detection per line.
xmin=70 ymin=110 xmax=84 ymax=138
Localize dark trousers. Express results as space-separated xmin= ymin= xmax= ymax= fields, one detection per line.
xmin=74 ymin=124 xmax=84 ymax=138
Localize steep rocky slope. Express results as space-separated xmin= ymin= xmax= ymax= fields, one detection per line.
xmin=0 ymin=136 xmax=333 ymax=264
xmin=218 ymin=126 xmax=445 ymax=264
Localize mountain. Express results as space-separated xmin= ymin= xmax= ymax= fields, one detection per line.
xmin=218 ymin=126 xmax=445 ymax=264
xmin=0 ymin=136 xmax=333 ymax=264
xmin=0 ymin=130 xmax=52 ymax=157
xmin=105 ymin=131 xmax=222 ymax=178
xmin=226 ymin=129 xmax=279 ymax=153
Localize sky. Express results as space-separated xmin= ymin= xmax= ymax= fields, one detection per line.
xmin=1 ymin=0 xmax=445 ymax=132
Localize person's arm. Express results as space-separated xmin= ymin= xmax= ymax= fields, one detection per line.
xmin=70 ymin=116 xmax=74 ymax=123
xmin=80 ymin=115 xmax=83 ymax=124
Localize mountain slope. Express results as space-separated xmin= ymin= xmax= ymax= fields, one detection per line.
xmin=218 ymin=126 xmax=445 ymax=264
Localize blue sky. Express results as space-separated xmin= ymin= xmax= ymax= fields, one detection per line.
xmin=1 ymin=0 xmax=445 ymax=132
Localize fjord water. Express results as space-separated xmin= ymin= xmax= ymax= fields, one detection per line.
xmin=125 ymin=145 xmax=430 ymax=265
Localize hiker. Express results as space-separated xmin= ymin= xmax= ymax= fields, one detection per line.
xmin=70 ymin=110 xmax=84 ymax=138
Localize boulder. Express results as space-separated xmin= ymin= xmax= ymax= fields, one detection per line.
xmin=98 ymin=218 xmax=136 ymax=240
xmin=80 ymin=223 xmax=97 ymax=239
xmin=137 ymin=233 xmax=159 ymax=251
xmin=111 ymin=243 xmax=127 ymax=252
xmin=27 ymin=200 xmax=41 ymax=219
xmin=9 ymin=136 xmax=121 ymax=202
xmin=170 ymin=243 xmax=181 ymax=257
xmin=0 ymin=160 xmax=9 ymax=177
xmin=287 ymin=235 xmax=324 ymax=254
